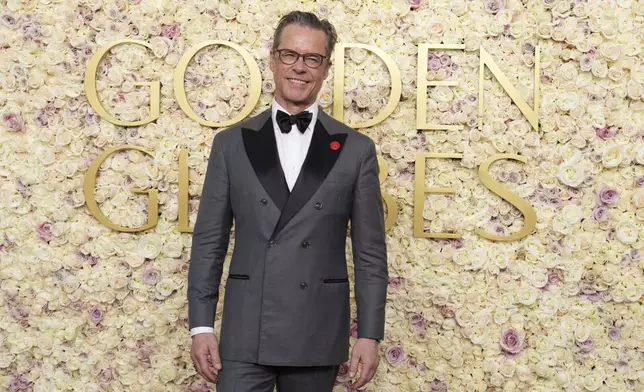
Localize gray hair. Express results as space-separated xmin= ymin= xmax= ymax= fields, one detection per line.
xmin=272 ymin=11 xmax=338 ymax=59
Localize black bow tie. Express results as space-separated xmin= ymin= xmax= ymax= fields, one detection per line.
xmin=276 ymin=110 xmax=312 ymax=134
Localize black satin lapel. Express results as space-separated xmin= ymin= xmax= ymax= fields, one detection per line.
xmin=241 ymin=119 xmax=289 ymax=211
xmin=271 ymin=121 xmax=348 ymax=239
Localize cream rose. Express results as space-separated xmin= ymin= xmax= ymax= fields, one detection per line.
xmin=615 ymin=220 xmax=638 ymax=244
xmin=557 ymin=162 xmax=585 ymax=187
xmin=602 ymin=145 xmax=624 ymax=168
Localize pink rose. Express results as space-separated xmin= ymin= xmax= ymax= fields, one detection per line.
xmin=385 ymin=345 xmax=406 ymax=365
xmin=409 ymin=0 xmax=421 ymax=9
xmin=596 ymin=185 xmax=619 ymax=206
xmin=595 ymin=125 xmax=618 ymax=139
xmin=335 ymin=363 xmax=351 ymax=383
xmin=500 ymin=328 xmax=524 ymax=354
xmin=38 ymin=223 xmax=52 ymax=242
xmin=3 ymin=112 xmax=25 ymax=132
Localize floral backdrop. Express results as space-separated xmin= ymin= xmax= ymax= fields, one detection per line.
xmin=0 ymin=0 xmax=643 ymax=391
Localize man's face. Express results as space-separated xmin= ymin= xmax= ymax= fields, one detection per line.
xmin=270 ymin=24 xmax=330 ymax=111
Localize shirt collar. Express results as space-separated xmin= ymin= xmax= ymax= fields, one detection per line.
xmin=271 ymin=98 xmax=319 ymax=132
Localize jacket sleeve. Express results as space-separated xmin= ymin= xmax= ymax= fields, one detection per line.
xmin=187 ymin=132 xmax=233 ymax=330
xmin=350 ymin=139 xmax=388 ymax=341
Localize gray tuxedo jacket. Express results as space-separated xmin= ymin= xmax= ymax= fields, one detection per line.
xmin=187 ymin=107 xmax=388 ymax=366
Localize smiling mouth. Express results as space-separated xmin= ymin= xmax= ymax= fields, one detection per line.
xmin=287 ymin=78 xmax=309 ymax=85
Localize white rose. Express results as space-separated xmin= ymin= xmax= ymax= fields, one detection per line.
xmin=552 ymin=216 xmax=573 ymax=235
xmin=137 ymin=234 xmax=162 ymax=259
xmin=557 ymin=162 xmax=585 ymax=187
xmin=557 ymin=92 xmax=579 ymax=111
xmin=574 ymin=323 xmax=591 ymax=342
xmin=635 ymin=144 xmax=644 ymax=165
xmin=499 ymin=359 xmax=516 ymax=377
xmin=615 ymin=220 xmax=638 ymax=245
xmin=157 ymin=362 xmax=177 ymax=383
xmin=630 ymin=64 xmax=644 ymax=84
xmin=155 ymin=278 xmax=176 ymax=298
xmin=561 ymin=204 xmax=583 ymax=225
xmin=455 ymin=309 xmax=474 ymax=328
xmin=516 ymin=365 xmax=532 ymax=382
xmin=517 ymin=285 xmax=539 ymax=305
xmin=583 ymin=372 xmax=604 ymax=391
xmin=633 ymin=189 xmax=644 ymax=209
xmin=602 ymin=145 xmax=624 ymax=168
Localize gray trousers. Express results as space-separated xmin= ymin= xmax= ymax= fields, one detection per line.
xmin=215 ymin=360 xmax=340 ymax=392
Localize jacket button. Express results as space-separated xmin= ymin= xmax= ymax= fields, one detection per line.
xmin=314 ymin=202 xmax=322 ymax=210
xmin=300 ymin=282 xmax=308 ymax=290
xmin=301 ymin=241 xmax=310 ymax=248
xmin=260 ymin=198 xmax=267 ymax=205
xmin=269 ymin=240 xmax=276 ymax=247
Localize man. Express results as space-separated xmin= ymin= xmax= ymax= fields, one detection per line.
xmin=187 ymin=11 xmax=388 ymax=392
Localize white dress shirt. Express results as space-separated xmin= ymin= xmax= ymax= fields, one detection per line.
xmin=190 ymin=99 xmax=318 ymax=337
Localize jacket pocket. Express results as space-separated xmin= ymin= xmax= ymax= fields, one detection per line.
xmin=323 ymin=278 xmax=349 ymax=283
xmin=228 ymin=274 xmax=250 ymax=280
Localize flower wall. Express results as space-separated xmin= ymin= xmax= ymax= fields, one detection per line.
xmin=1 ymin=0 xmax=643 ymax=391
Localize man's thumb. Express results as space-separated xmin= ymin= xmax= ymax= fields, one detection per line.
xmin=209 ymin=343 xmax=222 ymax=370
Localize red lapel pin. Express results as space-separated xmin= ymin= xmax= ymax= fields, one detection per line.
xmin=330 ymin=141 xmax=341 ymax=150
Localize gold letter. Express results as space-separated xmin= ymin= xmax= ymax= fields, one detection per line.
xmin=479 ymin=46 xmax=540 ymax=131
xmin=413 ymin=153 xmax=463 ymax=238
xmin=377 ymin=156 xmax=397 ymax=231
xmin=178 ymin=147 xmax=192 ymax=233
xmin=416 ymin=44 xmax=465 ymax=131
xmin=476 ymin=154 xmax=537 ymax=241
xmin=84 ymin=145 xmax=158 ymax=232
xmin=84 ymin=39 xmax=160 ymax=126
xmin=333 ymin=43 xmax=402 ymax=128
xmin=174 ymin=41 xmax=262 ymax=127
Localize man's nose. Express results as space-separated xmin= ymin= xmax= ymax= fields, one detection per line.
xmin=292 ymin=57 xmax=307 ymax=72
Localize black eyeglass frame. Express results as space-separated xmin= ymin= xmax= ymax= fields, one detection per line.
xmin=272 ymin=48 xmax=329 ymax=68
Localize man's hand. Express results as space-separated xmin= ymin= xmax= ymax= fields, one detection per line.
xmin=191 ymin=333 xmax=222 ymax=383
xmin=348 ymin=338 xmax=380 ymax=389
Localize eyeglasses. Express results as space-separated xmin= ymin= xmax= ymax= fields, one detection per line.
xmin=273 ymin=49 xmax=327 ymax=69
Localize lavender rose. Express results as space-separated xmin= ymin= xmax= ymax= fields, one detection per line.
xmin=596 ymin=185 xmax=619 ymax=206
xmin=429 ymin=57 xmax=442 ymax=71
xmin=577 ymin=339 xmax=595 ymax=353
xmin=430 ymin=379 xmax=448 ymax=392
xmin=484 ymin=0 xmax=505 ymax=13
xmin=635 ymin=176 xmax=644 ymax=187
xmin=500 ymin=328 xmax=524 ymax=354
xmin=10 ymin=374 xmax=32 ymax=390
xmin=99 ymin=367 xmax=117 ymax=384
xmin=388 ymin=277 xmax=405 ymax=290
xmin=608 ymin=327 xmax=620 ymax=340
xmin=409 ymin=0 xmax=421 ymax=9
xmin=142 ymin=268 xmax=162 ymax=284
xmin=408 ymin=313 xmax=427 ymax=331
xmin=385 ymin=345 xmax=406 ymax=365
xmin=89 ymin=305 xmax=104 ymax=324
xmin=593 ymin=206 xmax=610 ymax=221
